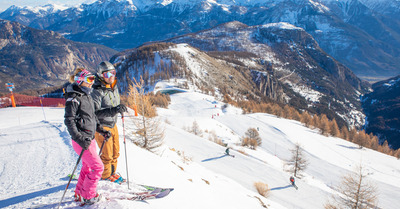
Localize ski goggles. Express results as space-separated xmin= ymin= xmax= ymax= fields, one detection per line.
xmin=102 ymin=70 xmax=116 ymax=79
xmin=75 ymin=74 xmax=95 ymax=85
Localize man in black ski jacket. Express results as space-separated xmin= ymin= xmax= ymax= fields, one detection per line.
xmin=92 ymin=61 xmax=127 ymax=183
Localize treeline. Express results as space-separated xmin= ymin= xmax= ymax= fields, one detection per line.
xmin=148 ymin=91 xmax=171 ymax=108
xmin=120 ymin=90 xmax=171 ymax=113
xmin=223 ymin=94 xmax=400 ymax=159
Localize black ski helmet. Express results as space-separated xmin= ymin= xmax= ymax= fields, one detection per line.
xmin=97 ymin=61 xmax=115 ymax=78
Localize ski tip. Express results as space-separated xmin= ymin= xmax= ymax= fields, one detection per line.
xmin=155 ymin=190 xmax=172 ymax=198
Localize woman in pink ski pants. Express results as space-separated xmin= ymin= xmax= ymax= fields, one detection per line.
xmin=64 ymin=68 xmax=110 ymax=203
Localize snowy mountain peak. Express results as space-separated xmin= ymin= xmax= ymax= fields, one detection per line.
xmin=5 ymin=3 xmax=69 ymax=15
xmin=261 ymin=22 xmax=304 ymax=31
xmin=219 ymin=21 xmax=248 ymax=29
xmin=85 ymin=0 xmax=138 ymax=17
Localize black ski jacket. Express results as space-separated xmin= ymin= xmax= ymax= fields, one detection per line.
xmin=64 ymin=83 xmax=100 ymax=145
xmin=91 ymin=77 xmax=120 ymax=128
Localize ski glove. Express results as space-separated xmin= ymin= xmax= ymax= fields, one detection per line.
xmin=98 ymin=129 xmax=111 ymax=141
xmin=77 ymin=137 xmax=92 ymax=150
xmin=110 ymin=104 xmax=128 ymax=116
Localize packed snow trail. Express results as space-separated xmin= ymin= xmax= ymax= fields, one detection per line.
xmin=0 ymin=108 xmax=76 ymax=207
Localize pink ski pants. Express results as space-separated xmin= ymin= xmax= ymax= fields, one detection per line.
xmin=72 ymin=139 xmax=104 ymax=199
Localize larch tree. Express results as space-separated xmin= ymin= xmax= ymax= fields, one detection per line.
xmin=287 ymin=143 xmax=308 ymax=178
xmin=128 ymin=77 xmax=164 ymax=152
xmin=191 ymin=120 xmax=203 ymax=136
xmin=325 ymin=164 xmax=379 ymax=209
xmin=329 ymin=119 xmax=341 ymax=137
xmin=245 ymin=127 xmax=262 ymax=146
xmin=300 ymin=111 xmax=313 ymax=128
xmin=320 ymin=114 xmax=331 ymax=136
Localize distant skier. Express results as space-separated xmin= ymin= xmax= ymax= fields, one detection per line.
xmin=225 ymin=147 xmax=235 ymax=158
xmin=290 ymin=176 xmax=298 ymax=190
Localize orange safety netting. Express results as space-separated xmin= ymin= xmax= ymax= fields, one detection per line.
xmin=0 ymin=93 xmax=65 ymax=108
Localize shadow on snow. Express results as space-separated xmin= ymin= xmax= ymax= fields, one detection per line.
xmin=0 ymin=183 xmax=75 ymax=208
xmin=201 ymin=154 xmax=228 ymax=162
xmin=270 ymin=185 xmax=293 ymax=191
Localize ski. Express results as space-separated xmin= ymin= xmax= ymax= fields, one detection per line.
xmin=137 ymin=184 xmax=174 ymax=193
xmin=100 ymin=180 xmax=174 ymax=195
xmin=67 ymin=173 xmax=78 ymax=180
xmin=104 ymin=188 xmax=173 ymax=202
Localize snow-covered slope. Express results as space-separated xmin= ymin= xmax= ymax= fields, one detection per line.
xmin=1 ymin=85 xmax=400 ymax=208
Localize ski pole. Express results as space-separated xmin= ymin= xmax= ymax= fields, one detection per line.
xmin=121 ymin=113 xmax=130 ymax=189
xmin=58 ymin=149 xmax=84 ymax=209
xmin=98 ymin=135 xmax=109 ymax=156
xmin=39 ymin=96 xmax=47 ymax=121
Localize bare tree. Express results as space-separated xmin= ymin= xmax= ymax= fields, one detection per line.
xmin=287 ymin=143 xmax=308 ymax=178
xmin=325 ymin=164 xmax=379 ymax=209
xmin=242 ymin=137 xmax=258 ymax=150
xmin=191 ymin=120 xmax=203 ymax=136
xmin=128 ymin=77 xmax=164 ymax=152
xmin=245 ymin=127 xmax=262 ymax=146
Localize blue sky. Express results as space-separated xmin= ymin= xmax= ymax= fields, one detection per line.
xmin=0 ymin=0 xmax=90 ymax=11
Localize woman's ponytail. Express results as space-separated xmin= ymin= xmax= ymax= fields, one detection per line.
xmin=69 ymin=68 xmax=85 ymax=83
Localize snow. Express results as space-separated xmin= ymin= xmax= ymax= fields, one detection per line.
xmin=308 ymin=0 xmax=330 ymax=12
xmin=262 ymin=22 xmax=304 ymax=31
xmin=10 ymin=4 xmax=69 ymax=15
xmin=285 ymin=82 xmax=323 ymax=103
xmin=1 ymin=85 xmax=400 ymax=209
xmin=167 ymin=44 xmax=207 ymax=78
xmin=383 ymin=77 xmax=400 ymax=88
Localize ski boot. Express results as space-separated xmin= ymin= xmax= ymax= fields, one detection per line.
xmin=82 ymin=193 xmax=102 ymax=205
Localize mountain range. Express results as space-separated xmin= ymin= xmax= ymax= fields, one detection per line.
xmin=1 ymin=0 xmax=400 ymax=80
xmin=111 ymin=21 xmax=369 ymax=128
xmin=0 ymin=0 xmax=399 ymax=148
xmin=0 ymin=19 xmax=116 ymax=93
